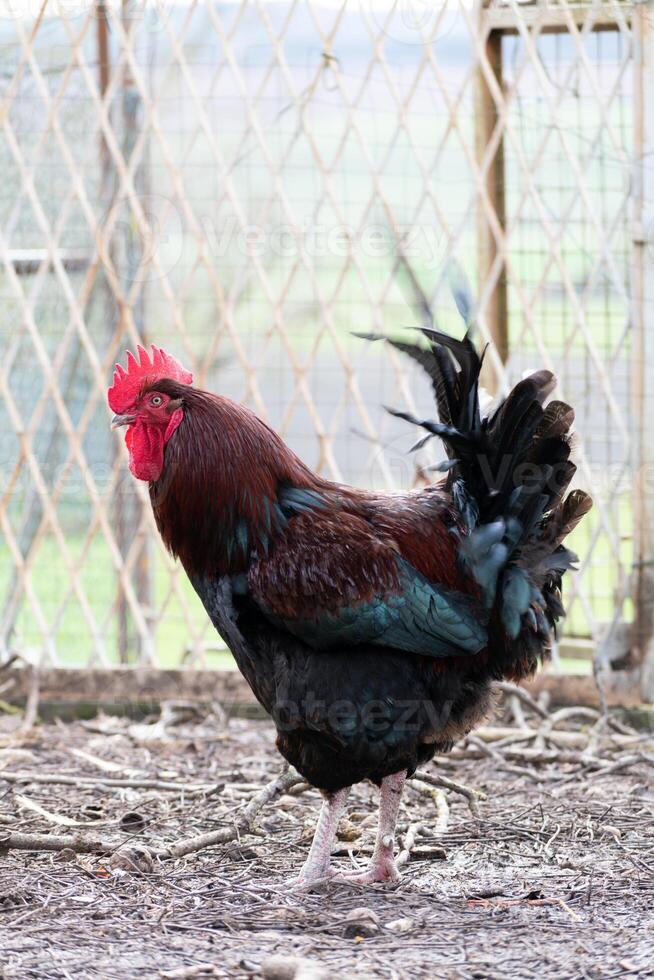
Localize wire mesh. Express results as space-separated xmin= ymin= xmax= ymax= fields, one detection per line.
xmin=0 ymin=0 xmax=644 ymax=672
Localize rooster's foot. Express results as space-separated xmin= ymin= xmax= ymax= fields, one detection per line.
xmin=281 ymin=865 xmax=337 ymax=893
xmin=333 ymin=855 xmax=400 ymax=886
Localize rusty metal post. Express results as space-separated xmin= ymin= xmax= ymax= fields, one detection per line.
xmin=475 ymin=3 xmax=508 ymax=394
xmin=632 ymin=3 xmax=654 ymax=702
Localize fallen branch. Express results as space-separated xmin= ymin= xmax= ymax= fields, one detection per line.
xmin=411 ymin=768 xmax=485 ymax=816
xmin=0 ymin=768 xmax=306 ymax=860
xmin=493 ymin=681 xmax=549 ymax=719
xmin=68 ymin=747 xmax=144 ymax=777
xmin=409 ymin=784 xmax=450 ymax=837
xmin=15 ymin=793 xmax=93 ymax=828
xmin=0 ymin=677 xmax=16 ymax=699
xmin=396 ymin=821 xmax=422 ymax=868
xmin=20 ymin=666 xmax=39 ymax=731
xmin=0 ymin=654 xmax=19 ymax=674
xmin=469 ymin=895 xmax=581 ymax=922
xmin=587 ymin=753 xmax=646 ymax=778
xmin=458 ymin=726 xmax=643 ymax=751
xmin=167 ymin=769 xmax=305 ymax=859
xmin=434 ymin=787 xmax=450 ymax=836
xmin=535 ymin=706 xmax=600 ymax=751
xmin=0 ymin=770 xmax=221 ymax=795
xmin=0 ymin=829 xmax=121 ymax=855
xmin=466 ymin=734 xmax=565 ymax=783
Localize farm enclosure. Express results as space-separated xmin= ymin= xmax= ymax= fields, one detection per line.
xmin=0 ymin=4 xmax=653 ymax=978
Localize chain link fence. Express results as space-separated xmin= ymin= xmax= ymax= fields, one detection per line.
xmin=0 ymin=0 xmax=652 ymax=692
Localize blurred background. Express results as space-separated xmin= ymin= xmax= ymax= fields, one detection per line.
xmin=0 ymin=0 xmax=651 ymax=703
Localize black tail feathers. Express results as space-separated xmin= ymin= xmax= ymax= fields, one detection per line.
xmin=370 ymin=315 xmax=592 ymax=646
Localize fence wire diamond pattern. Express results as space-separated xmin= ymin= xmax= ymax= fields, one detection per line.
xmin=0 ymin=0 xmax=645 ymax=670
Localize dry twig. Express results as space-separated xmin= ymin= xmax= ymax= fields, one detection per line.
xmin=0 ymin=768 xmax=306 ymax=860
xmin=494 ymin=681 xmax=549 ymax=719
xmin=0 ymin=770 xmax=221 ymax=795
xmin=167 ymin=769 xmax=305 ymax=859
xmin=19 ymin=666 xmax=39 ymax=731
xmin=411 ymin=768 xmax=485 ymax=815
xmin=396 ymin=821 xmax=423 ymax=868
xmin=0 ymin=829 xmax=121 ymax=855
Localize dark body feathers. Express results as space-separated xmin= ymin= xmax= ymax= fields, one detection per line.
xmin=187 ymin=575 xmax=494 ymax=791
xmin=149 ymin=329 xmax=591 ymax=792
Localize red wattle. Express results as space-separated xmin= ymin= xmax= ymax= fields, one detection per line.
xmin=124 ymin=410 xmax=185 ymax=482
xmin=125 ymin=421 xmax=164 ymax=481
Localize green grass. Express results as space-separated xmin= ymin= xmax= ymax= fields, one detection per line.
xmin=0 ymin=534 xmax=233 ymax=669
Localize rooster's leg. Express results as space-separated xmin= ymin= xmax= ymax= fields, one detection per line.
xmin=293 ymin=786 xmax=349 ymax=887
xmin=336 ymin=770 xmax=406 ymax=885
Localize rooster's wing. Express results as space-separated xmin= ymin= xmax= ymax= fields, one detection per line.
xmin=246 ymin=509 xmax=486 ymax=658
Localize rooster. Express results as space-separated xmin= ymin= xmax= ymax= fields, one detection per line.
xmin=108 ymin=321 xmax=591 ymax=887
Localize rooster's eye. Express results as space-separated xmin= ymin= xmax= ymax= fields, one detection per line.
xmin=150 ymin=395 xmax=163 ymax=407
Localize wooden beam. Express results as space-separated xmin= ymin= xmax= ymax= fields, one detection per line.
xmin=524 ymin=672 xmax=646 ymax=709
xmin=3 ymin=666 xmax=255 ymax=708
xmin=3 ymin=666 xmax=647 ymax=714
xmin=558 ymin=637 xmax=594 ymax=662
xmin=481 ymin=2 xmax=630 ymax=35
xmin=476 ymin=25 xmax=508 ymax=393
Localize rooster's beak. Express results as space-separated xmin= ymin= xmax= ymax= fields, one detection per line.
xmin=111 ymin=413 xmax=135 ymax=429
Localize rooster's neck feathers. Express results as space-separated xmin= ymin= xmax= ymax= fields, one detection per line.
xmin=150 ymin=382 xmax=327 ymax=576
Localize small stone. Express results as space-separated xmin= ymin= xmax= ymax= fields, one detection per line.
xmin=385 ymin=916 xmax=414 ymax=933
xmin=109 ymin=845 xmax=154 ymax=873
xmin=341 ymin=907 xmax=380 ymax=938
xmin=119 ymin=811 xmax=147 ymax=833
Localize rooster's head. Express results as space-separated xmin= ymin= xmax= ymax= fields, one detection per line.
xmin=108 ymin=345 xmax=193 ymax=481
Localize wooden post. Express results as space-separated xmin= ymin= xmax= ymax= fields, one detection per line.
xmin=98 ymin=0 xmax=153 ymax=664
xmin=632 ymin=4 xmax=654 ymax=702
xmin=117 ymin=1 xmax=153 ymax=663
xmin=96 ymin=2 xmax=110 ymax=155
xmin=475 ymin=6 xmax=508 ymax=394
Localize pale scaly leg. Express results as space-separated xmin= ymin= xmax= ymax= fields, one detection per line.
xmin=336 ymin=770 xmax=406 ymax=885
xmin=292 ymin=786 xmax=349 ymax=888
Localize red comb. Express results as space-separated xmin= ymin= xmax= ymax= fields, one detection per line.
xmin=108 ymin=344 xmax=193 ymax=414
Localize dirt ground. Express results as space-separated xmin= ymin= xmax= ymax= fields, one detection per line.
xmin=0 ymin=701 xmax=653 ymax=980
